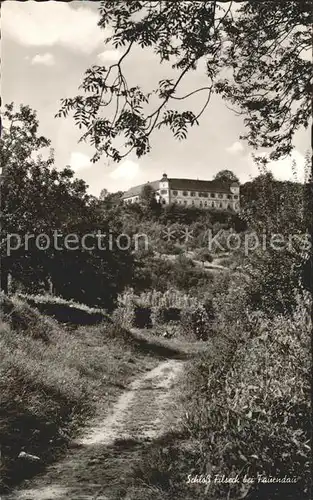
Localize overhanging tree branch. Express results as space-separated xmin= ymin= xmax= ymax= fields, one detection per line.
xmin=57 ymin=0 xmax=312 ymax=163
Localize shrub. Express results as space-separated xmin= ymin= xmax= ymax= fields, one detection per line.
xmin=245 ymin=246 xmax=308 ymax=316
xmin=181 ymin=305 xmax=212 ymax=341
xmin=133 ymin=255 xmax=213 ymax=293
xmin=111 ymin=305 xmax=135 ymax=329
xmin=157 ymin=240 xmax=184 ymax=255
xmin=194 ymin=248 xmax=214 ymax=264
xmin=173 ymin=256 xmax=213 ymax=292
xmin=117 ymin=288 xmax=206 ymax=313
xmin=211 ymin=273 xmax=251 ymax=339
xmin=151 ymin=306 xmax=181 ymax=326
xmin=150 ymin=306 xmax=166 ymax=327
xmin=132 ymin=256 xmax=174 ymax=292
xmin=183 ymin=296 xmax=311 ymax=499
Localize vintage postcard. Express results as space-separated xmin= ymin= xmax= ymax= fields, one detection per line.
xmin=0 ymin=1 xmax=311 ymax=499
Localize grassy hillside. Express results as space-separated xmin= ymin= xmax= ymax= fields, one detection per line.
xmin=0 ymin=294 xmax=164 ymax=493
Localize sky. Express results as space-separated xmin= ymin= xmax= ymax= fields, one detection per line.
xmin=1 ymin=1 xmax=310 ymax=196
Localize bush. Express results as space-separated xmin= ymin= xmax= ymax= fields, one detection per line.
xmin=173 ymin=255 xmax=213 ymax=292
xmin=111 ymin=305 xmax=135 ymax=329
xmin=157 ymin=240 xmax=185 ymax=255
xmin=151 ymin=306 xmax=181 ymax=326
xmin=183 ymin=296 xmax=311 ymax=499
xmin=181 ymin=305 xmax=212 ymax=341
xmin=194 ymin=248 xmax=214 ymax=264
xmin=115 ymin=289 xmax=216 ymax=341
xmin=211 ymin=273 xmax=251 ymax=339
xmin=133 ymin=255 xmax=213 ymax=293
xmin=245 ymin=246 xmax=308 ymax=316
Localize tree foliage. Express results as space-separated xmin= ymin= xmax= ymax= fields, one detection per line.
xmin=240 ymin=169 xmax=311 ymax=314
xmin=0 ymin=103 xmax=133 ymax=308
xmin=214 ymin=169 xmax=239 ymax=184
xmin=241 ymin=170 xmax=309 ymax=234
xmin=141 ymin=183 xmax=155 ymax=202
xmin=57 ymin=1 xmax=312 ymax=163
xmin=140 ymin=183 xmax=159 ymax=213
xmin=99 ymin=188 xmax=108 ymax=200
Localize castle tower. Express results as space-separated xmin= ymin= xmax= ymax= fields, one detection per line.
xmin=159 ymin=173 xmax=170 ymax=205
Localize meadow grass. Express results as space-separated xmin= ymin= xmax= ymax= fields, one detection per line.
xmin=0 ymin=295 xmax=153 ymax=492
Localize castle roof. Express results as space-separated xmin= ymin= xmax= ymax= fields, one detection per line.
xmin=167 ymin=178 xmax=234 ymax=193
xmin=122 ymin=177 xmax=236 ymax=198
xmin=121 ymin=180 xmax=160 ymax=199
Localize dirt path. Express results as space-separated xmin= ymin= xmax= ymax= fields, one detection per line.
xmin=5 ymin=359 xmax=185 ymax=500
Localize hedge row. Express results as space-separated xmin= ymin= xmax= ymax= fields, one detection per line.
xmin=16 ymin=294 xmax=110 ymax=326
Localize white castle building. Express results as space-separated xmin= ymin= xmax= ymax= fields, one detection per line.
xmin=122 ymin=173 xmax=240 ymax=211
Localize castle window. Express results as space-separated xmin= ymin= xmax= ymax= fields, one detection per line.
xmin=184 ymin=200 xmax=187 ymax=205
xmin=219 ymin=202 xmax=223 ymax=208
xmin=227 ymin=194 xmax=232 ymax=199
xmin=183 ymin=191 xmax=188 ymax=196
xmin=211 ymin=193 xmax=216 ymax=198
xmin=190 ymin=191 xmax=196 ymax=197
xmin=203 ymin=192 xmax=208 ymax=198
xmin=160 ymin=189 xmax=168 ymax=195
xmin=204 ymin=201 xmax=208 ymax=207
xmin=234 ymin=195 xmax=239 ymax=199
xmin=200 ymin=201 xmax=203 ymax=207
xmin=218 ymin=193 xmax=223 ymax=199
xmin=172 ymin=190 xmax=178 ymax=196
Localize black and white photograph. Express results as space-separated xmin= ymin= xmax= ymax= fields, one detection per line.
xmin=0 ymin=1 xmax=312 ymax=499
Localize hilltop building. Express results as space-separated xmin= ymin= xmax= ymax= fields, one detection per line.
xmin=122 ymin=173 xmax=240 ymax=211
